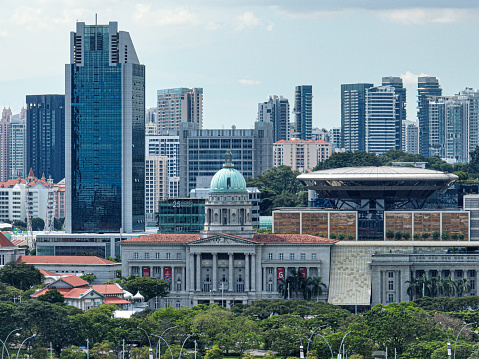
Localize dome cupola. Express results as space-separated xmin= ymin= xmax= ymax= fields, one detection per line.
xmin=209 ymin=150 xmax=247 ymax=192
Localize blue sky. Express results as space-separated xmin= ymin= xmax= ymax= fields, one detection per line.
xmin=1 ymin=0 xmax=479 ymax=129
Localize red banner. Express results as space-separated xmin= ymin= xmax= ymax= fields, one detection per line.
xmin=299 ymin=267 xmax=307 ymax=280
xmin=277 ymin=267 xmax=285 ymax=282
xmin=142 ymin=267 xmax=150 ymax=277
xmin=164 ymin=267 xmax=172 ymax=282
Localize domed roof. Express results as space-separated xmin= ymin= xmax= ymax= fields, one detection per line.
xmin=210 ymin=151 xmax=247 ymax=192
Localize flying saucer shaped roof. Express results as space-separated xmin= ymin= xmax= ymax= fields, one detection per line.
xmin=297 ymin=166 xmax=458 ymax=202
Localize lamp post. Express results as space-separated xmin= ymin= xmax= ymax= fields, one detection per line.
xmin=86 ymin=338 xmax=90 ymax=359
xmin=305 ymin=325 xmax=331 ymax=359
xmin=16 ymin=335 xmax=35 ymax=359
xmin=337 ymin=331 xmax=351 ymax=359
xmin=439 ymin=322 xmax=451 ymax=359
xmin=289 ymin=325 xmax=304 ymax=359
xmin=2 ymin=328 xmax=22 ymax=359
xmin=179 ymin=334 xmax=195 ymax=359
xmin=138 ymin=327 xmax=153 ymax=359
xmin=454 ymin=322 xmax=477 ymax=359
xmin=152 ymin=335 xmax=174 ymax=359
xmin=156 ymin=326 xmax=177 ymax=359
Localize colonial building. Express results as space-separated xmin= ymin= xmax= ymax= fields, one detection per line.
xmin=120 ymin=152 xmax=334 ymax=308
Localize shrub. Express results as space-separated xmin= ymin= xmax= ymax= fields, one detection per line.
xmin=386 ymin=229 xmax=394 ymax=239
xmin=432 ymin=231 xmax=440 ymax=240
xmin=337 ymin=232 xmax=345 ymax=240
xmin=451 ymin=233 xmax=459 ymax=240
xmin=403 ymin=232 xmax=411 ymax=240
xmin=413 ymin=233 xmax=420 ymax=240
xmin=330 ymin=233 xmax=337 ymax=239
xmin=347 ymin=233 xmax=354 ymax=240
xmin=459 ymin=232 xmax=466 ymax=240
xmin=422 ymin=232 xmax=430 ymax=240
xmin=395 ymin=231 xmax=403 ymax=240
xmin=442 ymin=231 xmax=450 ymax=240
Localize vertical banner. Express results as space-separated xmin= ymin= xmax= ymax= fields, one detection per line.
xmin=142 ymin=267 xmax=150 ymax=277
xmin=299 ymin=267 xmax=307 ymax=280
xmin=277 ymin=267 xmax=285 ymax=282
xmin=164 ymin=267 xmax=172 ymax=282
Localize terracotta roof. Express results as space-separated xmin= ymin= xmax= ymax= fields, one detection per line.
xmin=38 ymin=269 xmax=60 ymax=277
xmin=31 ymin=287 xmax=72 ymax=298
xmin=120 ymin=234 xmax=200 ymax=244
xmin=275 ymin=139 xmax=328 ymax=144
xmin=64 ymin=287 xmax=93 ymax=299
xmin=61 ymin=275 xmax=90 ymax=287
xmin=252 ymin=234 xmax=336 ymax=244
xmin=17 ymin=256 xmax=116 ymax=265
xmin=92 ymin=284 xmax=123 ymax=295
xmin=0 ymin=233 xmax=13 ymax=247
xmin=103 ymin=296 xmax=131 ymax=304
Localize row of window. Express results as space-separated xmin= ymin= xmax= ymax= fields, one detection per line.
xmin=134 ymin=252 xmax=182 ymax=260
xmin=268 ymin=253 xmax=317 ymax=261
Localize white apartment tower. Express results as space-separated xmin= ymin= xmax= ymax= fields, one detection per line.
xmin=9 ymin=112 xmax=26 ymax=179
xmin=157 ymin=88 xmax=203 ymax=133
xmin=0 ymin=108 xmax=12 ymax=182
xmin=257 ymin=95 xmax=290 ymax=142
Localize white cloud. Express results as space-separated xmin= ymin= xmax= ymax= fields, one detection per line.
xmin=267 ymin=23 xmax=274 ymax=31
xmin=400 ymin=71 xmax=433 ymax=86
xmin=133 ymin=3 xmax=199 ymax=27
xmin=238 ymin=79 xmax=261 ymax=86
xmin=378 ymin=8 xmax=478 ymax=24
xmin=235 ymin=11 xmax=261 ymax=31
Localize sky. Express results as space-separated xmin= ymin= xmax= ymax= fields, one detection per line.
xmin=1 ymin=0 xmax=479 ymax=130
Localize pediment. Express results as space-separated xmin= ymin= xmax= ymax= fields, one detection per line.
xmin=189 ymin=234 xmax=255 ymax=246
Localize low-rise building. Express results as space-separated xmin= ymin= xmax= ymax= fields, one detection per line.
xmin=273 ymin=139 xmax=331 ymax=172
xmin=0 ymin=233 xmax=24 ymax=267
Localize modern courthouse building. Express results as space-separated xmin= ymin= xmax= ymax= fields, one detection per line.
xmin=65 ymin=21 xmax=145 ymax=234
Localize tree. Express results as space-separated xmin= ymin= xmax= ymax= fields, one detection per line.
xmin=385 ymin=229 xmax=394 ymax=240
xmin=80 ymin=273 xmax=97 ymax=284
xmin=54 ymin=218 xmax=65 ymax=231
xmin=432 ymin=231 xmax=440 ymax=240
xmin=468 ymin=146 xmax=479 ymax=174
xmin=38 ymin=289 xmax=65 ymax=304
xmin=90 ymin=341 xmax=115 ymax=359
xmin=307 ymin=277 xmax=327 ymax=301
xmin=442 ymin=231 xmax=450 ymax=240
xmin=204 ymin=345 xmax=223 ymax=359
xmin=32 ymin=217 xmax=45 ymax=231
xmin=313 ymin=151 xmax=382 ymax=171
xmin=395 ymin=231 xmax=403 ymax=240
xmin=0 ymin=261 xmax=44 ymax=290
xmin=60 ymin=346 xmax=86 ymax=359
xmin=121 ymin=276 xmax=169 ymax=302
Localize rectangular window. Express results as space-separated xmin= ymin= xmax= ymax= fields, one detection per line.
xmin=290 ymin=253 xmax=295 ymax=260
xmin=388 ymin=272 xmax=394 ymax=278
xmin=134 ymin=253 xmax=139 ymax=260
xmin=166 ymin=253 xmax=171 ymax=260
xmin=311 ymin=253 xmax=317 ymax=260
xmin=268 ymin=253 xmax=273 ymax=260
xmin=267 ymin=268 xmax=273 ymax=274
xmin=155 ymin=253 xmax=160 ymax=260
xmin=388 ymin=293 xmax=394 ymax=303
xmin=388 ymin=280 xmax=394 ymax=290
xmin=456 ymin=270 xmax=464 ymax=278
xmin=471 ymin=280 xmax=476 ymax=290
xmin=279 ymin=253 xmax=284 ymax=260
xmin=469 ymin=270 xmax=476 ymax=277
xmin=145 ymin=253 xmax=149 ymax=259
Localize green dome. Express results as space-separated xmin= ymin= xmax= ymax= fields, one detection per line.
xmin=210 ymin=151 xmax=247 ymax=192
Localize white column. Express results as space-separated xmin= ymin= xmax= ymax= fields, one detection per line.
xmin=189 ymin=254 xmax=194 ymax=292
xmin=245 ymin=254 xmax=250 ymax=292
xmin=274 ymin=267 xmax=278 ymax=292
xmin=251 ymin=253 xmax=256 ymax=292
xmin=160 ymin=266 xmax=164 ymax=280
xmin=228 ymin=253 xmax=234 ymax=292
xmin=172 ymin=267 xmax=176 ymax=292
xmin=196 ymin=253 xmax=201 ymax=292
xmin=213 ymin=253 xmax=218 ymax=291
xmin=183 ymin=265 xmax=187 ymax=292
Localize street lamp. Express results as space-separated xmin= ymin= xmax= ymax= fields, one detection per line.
xmin=337 ymin=331 xmax=351 ymax=359
xmin=179 ymin=334 xmax=195 ymax=359
xmin=152 ymin=335 xmax=174 ymax=359
xmin=2 ymin=328 xmax=22 ymax=359
xmin=138 ymin=327 xmax=153 ymax=359
xmin=438 ymin=322 xmax=452 ymax=359
xmin=15 ymin=335 xmax=35 ymax=359
xmin=288 ymin=325 xmax=304 ymax=359
xmin=454 ymin=322 xmax=477 ymax=359
xmin=156 ymin=326 xmax=177 ymax=359
xmin=305 ymin=325 xmax=330 ymax=359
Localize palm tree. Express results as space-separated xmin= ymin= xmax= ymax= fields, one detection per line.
xmin=406 ymin=276 xmax=422 ymax=300
xmin=307 ymin=276 xmax=327 ymax=301
xmin=444 ymin=275 xmax=457 ymax=297
xmin=286 ymin=268 xmax=306 ymax=298
xmin=456 ymin=278 xmax=470 ymax=296
xmin=278 ymin=278 xmax=288 ymax=299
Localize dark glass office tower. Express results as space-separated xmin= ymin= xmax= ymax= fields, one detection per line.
xmin=65 ymin=22 xmax=145 ymax=233
xmin=418 ymin=76 xmax=442 ymax=157
xmin=341 ymin=83 xmax=374 ymax=151
xmin=26 ymin=95 xmax=65 ymax=183
xmin=382 ymin=77 xmax=406 ymax=150
xmin=294 ymin=85 xmax=312 ymax=140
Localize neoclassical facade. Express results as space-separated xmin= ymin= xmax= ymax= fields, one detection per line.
xmin=120 ymin=153 xmax=334 ymax=308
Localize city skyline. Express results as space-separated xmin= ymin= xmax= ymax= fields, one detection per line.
xmin=1 ymin=1 xmax=479 ymax=129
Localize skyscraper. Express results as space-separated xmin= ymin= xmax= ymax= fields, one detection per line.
xmin=418 ymin=76 xmax=442 ymax=156
xmin=341 ymin=83 xmax=374 ymax=152
xmin=257 ymin=95 xmax=290 ymax=142
xmin=65 ymin=21 xmax=145 ymax=233
xmin=402 ymin=120 xmax=419 ymax=155
xmin=9 ymin=111 xmax=26 ymax=179
xmin=294 ymin=85 xmax=312 ymax=140
xmin=157 ymin=88 xmax=203 ymax=133
xmin=0 ymin=108 xmax=11 ymax=182
xmin=382 ymin=77 xmax=406 ymax=150
xmin=459 ymin=88 xmax=479 ymax=155
xmin=365 ymin=86 xmax=397 ymax=155
xmin=26 ymin=95 xmax=65 ymax=183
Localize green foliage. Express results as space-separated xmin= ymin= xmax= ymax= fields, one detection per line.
xmin=452 ymin=232 xmax=459 ymax=240
xmin=442 ymin=231 xmax=450 ymax=240
xmin=337 ymin=232 xmax=345 ymax=240
xmin=32 ymin=217 xmax=45 ymax=231
xmin=90 ymin=341 xmax=115 ymax=359
xmin=60 ymin=346 xmax=86 ymax=359
xmin=413 ymin=233 xmax=420 ymax=240
xmin=421 ymin=232 xmax=430 ymax=239
xmin=400 ymin=340 xmax=443 ymax=359
xmin=403 ymin=232 xmax=411 ymax=240
xmin=121 ymin=276 xmax=169 ymax=301
xmin=385 ymin=229 xmax=394 ymax=240
xmin=0 ymin=261 xmax=44 ymax=290
xmin=395 ymin=231 xmax=403 ymax=240
xmin=313 ymin=151 xmax=382 ymax=171
xmin=204 ymin=345 xmax=223 ymax=359
xmin=54 ymin=217 xmax=65 ymax=231
xmin=454 ymin=171 xmax=469 ymax=180
xmin=432 ymin=231 xmax=440 ymax=240
xmin=431 ymin=343 xmax=473 ymax=359
xmin=79 ymin=273 xmax=97 ymax=284
xmin=38 ymin=289 xmax=65 ymax=304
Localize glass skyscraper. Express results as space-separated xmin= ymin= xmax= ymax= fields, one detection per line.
xmin=417 ymin=76 xmax=442 ymax=157
xmin=294 ymin=85 xmax=312 ymax=140
xmin=65 ymin=22 xmax=145 ymax=233
xmin=26 ymin=94 xmax=65 ymax=183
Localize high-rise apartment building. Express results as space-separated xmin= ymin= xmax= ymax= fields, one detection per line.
xmin=26 ymin=95 xmax=65 ymax=183
xmin=145 ymin=155 xmax=168 ymax=226
xmin=257 ymin=95 xmax=290 ymax=142
xmin=341 ymin=83 xmax=374 ymax=152
xmin=330 ymin=127 xmax=342 ymax=152
xmin=382 ymin=77 xmax=406 ymax=150
xmin=459 ymin=88 xmax=479 ymax=154
xmin=157 ymin=88 xmax=203 ymax=133
xmin=178 ymin=122 xmax=273 ymax=197
xmin=294 ymin=85 xmax=313 ymax=140
xmin=9 ymin=112 xmax=26 ymax=179
xmin=402 ymin=120 xmax=419 ymax=155
xmin=365 ymin=86 xmax=397 ymax=155
xmin=418 ymin=76 xmax=442 ymax=157
xmin=145 ymin=135 xmax=180 ymax=178
xmin=65 ymin=21 xmax=145 ymax=233
xmin=0 ymin=108 xmax=12 ymax=182
xmin=273 ymin=139 xmax=331 ymax=172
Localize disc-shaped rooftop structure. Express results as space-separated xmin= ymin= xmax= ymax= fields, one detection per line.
xmin=297 ymin=166 xmax=458 ymax=209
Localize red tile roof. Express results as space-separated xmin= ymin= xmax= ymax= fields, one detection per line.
xmin=0 ymin=233 xmax=13 ymax=247
xmin=253 ymin=234 xmax=336 ymax=244
xmin=92 ymin=284 xmax=123 ymax=295
xmin=61 ymin=275 xmax=90 ymax=287
xmin=31 ymin=287 xmax=72 ymax=298
xmin=17 ymin=256 xmax=116 ymax=265
xmin=103 ymin=296 xmax=131 ymax=304
xmin=38 ymin=269 xmax=60 ymax=277
xmin=64 ymin=287 xmax=93 ymax=299
xmin=275 ymin=139 xmax=328 ymax=144
xmin=120 ymin=234 xmax=200 ymax=244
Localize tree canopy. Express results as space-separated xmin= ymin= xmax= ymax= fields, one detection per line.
xmin=0 ymin=261 xmax=44 ymax=290
xmin=121 ymin=276 xmax=169 ymax=301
